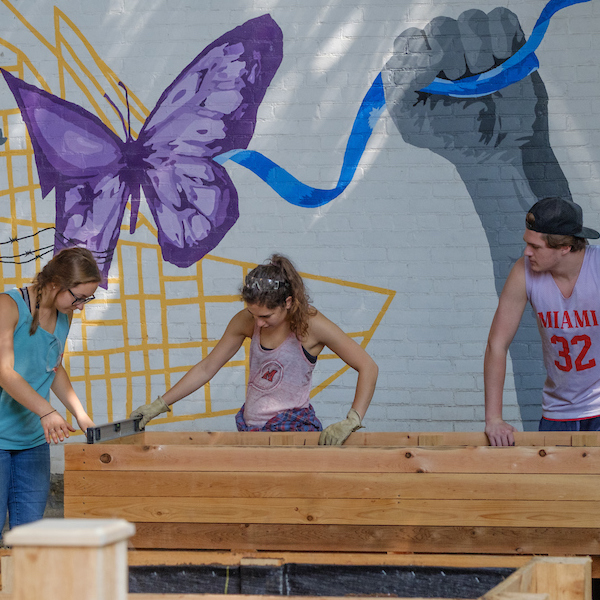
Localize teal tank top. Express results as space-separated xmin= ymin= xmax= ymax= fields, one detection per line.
xmin=0 ymin=289 xmax=70 ymax=450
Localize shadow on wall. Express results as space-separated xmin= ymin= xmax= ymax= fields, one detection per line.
xmin=382 ymin=7 xmax=569 ymax=429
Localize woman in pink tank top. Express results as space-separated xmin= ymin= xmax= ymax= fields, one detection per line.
xmin=131 ymin=254 xmax=378 ymax=445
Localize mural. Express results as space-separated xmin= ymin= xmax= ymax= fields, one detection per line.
xmin=381 ymin=3 xmax=579 ymax=423
xmin=1 ymin=15 xmax=283 ymax=281
xmin=216 ymin=0 xmax=587 ymax=206
xmin=0 ymin=3 xmax=395 ymax=431
xmin=4 ymin=1 xmax=587 ymax=258
xmin=0 ymin=0 xmax=594 ymax=432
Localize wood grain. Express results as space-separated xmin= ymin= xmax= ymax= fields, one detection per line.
xmin=64 ymin=471 xmax=600 ymax=501
xmin=64 ymin=496 xmax=600 ymax=527
xmin=64 ymin=444 xmax=600 ymax=474
xmin=125 ymin=523 xmax=600 ymax=555
xmin=133 ymin=431 xmax=594 ymax=447
xmin=63 ymin=432 xmax=600 ymax=560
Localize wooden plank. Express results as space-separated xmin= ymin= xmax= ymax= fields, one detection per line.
xmin=418 ymin=434 xmax=445 ymax=446
xmin=64 ymin=471 xmax=600 ymax=501
xmin=63 ymin=496 xmax=600 ymax=528
xmin=127 ymin=549 xmax=533 ymax=569
xmin=530 ymin=558 xmax=592 ymax=600
xmin=139 ymin=432 xmax=320 ymax=446
xmin=126 ymin=523 xmax=600 ymax=555
xmin=0 ymin=556 xmax=12 ymax=593
xmin=95 ymin=431 xmax=590 ymax=447
xmin=482 ymin=561 xmax=533 ymax=596
xmin=63 ymin=444 xmax=600 ymax=474
xmin=571 ymin=433 xmax=600 ymax=447
xmin=136 ymin=431 xmax=419 ymax=447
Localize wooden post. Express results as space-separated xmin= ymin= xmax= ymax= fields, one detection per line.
xmin=1 ymin=554 xmax=14 ymax=593
xmin=530 ymin=557 xmax=592 ymax=600
xmin=4 ymin=518 xmax=135 ymax=600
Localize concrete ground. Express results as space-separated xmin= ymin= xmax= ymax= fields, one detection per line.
xmin=45 ymin=473 xmax=64 ymax=518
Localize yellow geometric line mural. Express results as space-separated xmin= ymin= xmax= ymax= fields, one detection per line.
xmin=0 ymin=2 xmax=395 ymax=432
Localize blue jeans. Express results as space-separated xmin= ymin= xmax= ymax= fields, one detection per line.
xmin=0 ymin=443 xmax=50 ymax=541
xmin=539 ymin=416 xmax=600 ymax=431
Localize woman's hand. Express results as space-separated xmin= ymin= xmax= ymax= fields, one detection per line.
xmin=40 ymin=410 xmax=76 ymax=444
xmin=75 ymin=413 xmax=95 ymax=435
xmin=318 ymin=408 xmax=364 ymax=445
xmin=130 ymin=396 xmax=171 ymax=429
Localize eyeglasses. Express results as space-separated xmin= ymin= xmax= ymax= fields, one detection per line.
xmin=67 ymin=288 xmax=95 ymax=306
xmin=244 ymin=277 xmax=289 ymax=292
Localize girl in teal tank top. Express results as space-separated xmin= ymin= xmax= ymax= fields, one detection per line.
xmin=0 ymin=248 xmax=101 ymax=539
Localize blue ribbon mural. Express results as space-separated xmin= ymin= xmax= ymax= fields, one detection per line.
xmin=216 ymin=0 xmax=590 ymax=207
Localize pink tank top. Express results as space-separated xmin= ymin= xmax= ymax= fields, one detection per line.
xmin=243 ymin=325 xmax=316 ymax=429
xmin=525 ymin=246 xmax=600 ymax=419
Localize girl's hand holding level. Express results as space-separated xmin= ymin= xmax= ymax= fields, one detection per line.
xmin=75 ymin=413 xmax=95 ymax=435
xmin=40 ymin=409 xmax=75 ymax=444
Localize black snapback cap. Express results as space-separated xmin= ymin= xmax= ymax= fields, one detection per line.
xmin=526 ymin=197 xmax=599 ymax=239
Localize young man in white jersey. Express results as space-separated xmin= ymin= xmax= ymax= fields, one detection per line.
xmin=484 ymin=197 xmax=600 ymax=446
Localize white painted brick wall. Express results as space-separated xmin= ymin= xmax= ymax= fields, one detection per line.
xmin=0 ymin=0 xmax=599 ymax=473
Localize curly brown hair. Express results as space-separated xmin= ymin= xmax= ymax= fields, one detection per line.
xmin=241 ymin=254 xmax=316 ymax=338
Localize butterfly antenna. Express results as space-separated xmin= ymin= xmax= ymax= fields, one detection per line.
xmin=118 ymin=82 xmax=132 ymax=141
xmin=103 ymin=92 xmax=128 ymax=140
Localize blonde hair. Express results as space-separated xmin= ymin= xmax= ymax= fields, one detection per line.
xmin=241 ymin=254 xmax=316 ymax=338
xmin=30 ymin=247 xmax=101 ymax=335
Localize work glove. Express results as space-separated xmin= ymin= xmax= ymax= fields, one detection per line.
xmin=130 ymin=396 xmax=171 ymax=429
xmin=318 ymin=408 xmax=363 ymax=445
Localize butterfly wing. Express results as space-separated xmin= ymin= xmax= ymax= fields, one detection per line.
xmin=1 ymin=69 xmax=128 ymax=281
xmin=138 ymin=14 xmax=283 ymax=267
xmin=142 ymin=158 xmax=238 ymax=268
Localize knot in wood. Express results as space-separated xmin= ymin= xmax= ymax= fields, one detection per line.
xmin=538 ymin=449 xmax=547 ymax=457
xmin=405 ymin=452 xmax=412 ymax=458
xmin=99 ymin=453 xmax=112 ymax=464
xmin=306 ymin=515 xmax=314 ymax=522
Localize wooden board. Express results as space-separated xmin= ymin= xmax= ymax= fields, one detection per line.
xmin=126 ymin=549 xmax=534 ymax=569
xmin=62 ymin=432 xmax=600 ymax=558
xmin=64 ymin=444 xmax=600 ymax=474
xmin=64 ymin=471 xmax=600 ymax=500
xmin=123 ymin=431 xmax=600 ymax=447
xmin=64 ymin=496 xmax=600 ymax=528
xmin=124 ymin=523 xmax=600 ymax=555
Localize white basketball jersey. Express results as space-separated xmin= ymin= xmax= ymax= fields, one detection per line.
xmin=525 ymin=245 xmax=600 ymax=419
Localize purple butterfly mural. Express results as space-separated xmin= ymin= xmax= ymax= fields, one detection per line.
xmin=1 ymin=14 xmax=283 ymax=282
